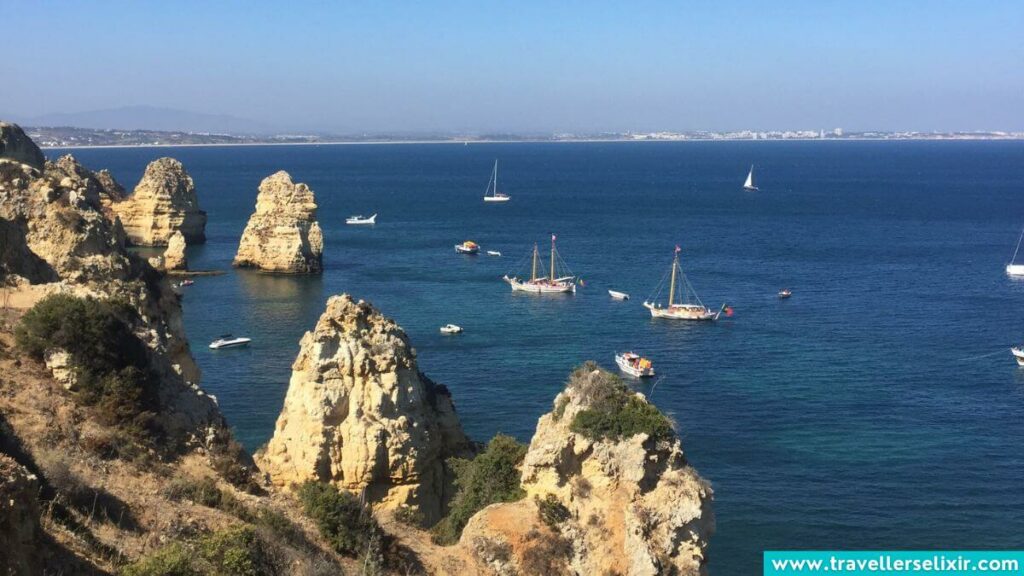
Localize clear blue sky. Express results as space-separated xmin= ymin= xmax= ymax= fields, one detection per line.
xmin=3 ymin=0 xmax=1022 ymax=133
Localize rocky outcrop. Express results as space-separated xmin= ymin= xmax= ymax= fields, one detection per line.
xmin=0 ymin=130 xmax=222 ymax=444
xmin=233 ymin=171 xmax=323 ymax=274
xmin=0 ymin=454 xmax=42 ymax=576
xmin=162 ymin=230 xmax=188 ymax=270
xmin=460 ymin=365 xmax=714 ymax=576
xmin=258 ymin=294 xmax=470 ymax=523
xmin=112 ymin=157 xmax=206 ymax=246
xmin=0 ymin=122 xmax=45 ymax=171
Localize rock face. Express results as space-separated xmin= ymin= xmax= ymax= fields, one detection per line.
xmin=233 ymin=171 xmax=323 ymax=274
xmin=0 ymin=131 xmax=223 ymax=444
xmin=163 ymin=229 xmax=188 ymax=270
xmin=0 ymin=122 xmax=45 ymax=171
xmin=0 ymin=454 xmax=42 ymax=576
xmin=258 ymin=294 xmax=470 ymax=523
xmin=112 ymin=157 xmax=206 ymax=246
xmin=461 ymin=365 xmax=715 ymax=576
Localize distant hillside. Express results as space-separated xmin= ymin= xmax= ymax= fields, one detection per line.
xmin=26 ymin=105 xmax=272 ymax=135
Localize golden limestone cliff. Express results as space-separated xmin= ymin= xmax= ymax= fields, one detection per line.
xmin=162 ymin=229 xmax=188 ymax=271
xmin=258 ymin=294 xmax=471 ymax=523
xmin=233 ymin=170 xmax=323 ymax=273
xmin=111 ymin=157 xmax=207 ymax=246
xmin=454 ymin=366 xmax=714 ymax=576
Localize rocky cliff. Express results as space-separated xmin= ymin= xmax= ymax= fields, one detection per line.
xmin=163 ymin=229 xmax=188 ymax=270
xmin=258 ymin=294 xmax=470 ymax=523
xmin=455 ymin=365 xmax=714 ymax=576
xmin=0 ymin=122 xmax=45 ymax=171
xmin=233 ymin=170 xmax=323 ymax=273
xmin=111 ymin=157 xmax=207 ymax=245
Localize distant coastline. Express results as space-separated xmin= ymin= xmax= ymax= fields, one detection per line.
xmin=26 ymin=125 xmax=1024 ymax=150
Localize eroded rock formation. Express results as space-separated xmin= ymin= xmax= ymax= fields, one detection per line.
xmin=233 ymin=170 xmax=323 ymax=273
xmin=112 ymin=157 xmax=206 ymax=245
xmin=258 ymin=294 xmax=470 ymax=523
xmin=459 ymin=366 xmax=715 ymax=576
xmin=0 ymin=122 xmax=45 ymax=171
xmin=162 ymin=229 xmax=188 ymax=270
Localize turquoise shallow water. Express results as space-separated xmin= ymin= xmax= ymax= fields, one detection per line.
xmin=59 ymin=141 xmax=1024 ymax=574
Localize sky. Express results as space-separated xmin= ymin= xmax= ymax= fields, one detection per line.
xmin=2 ymin=0 xmax=1022 ymax=133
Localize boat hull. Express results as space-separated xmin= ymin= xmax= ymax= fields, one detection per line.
xmin=644 ymin=301 xmax=717 ymax=321
xmin=506 ymin=277 xmax=575 ymax=294
xmin=455 ymin=245 xmax=480 ymax=254
xmin=209 ymin=338 xmax=251 ymax=349
xmin=743 ymin=185 xmax=759 ymax=191
xmin=1007 ymin=264 xmax=1024 ymax=277
xmin=615 ymin=354 xmax=654 ymax=377
xmin=484 ymin=196 xmax=510 ymax=202
xmin=1013 ymin=347 xmax=1024 ymax=366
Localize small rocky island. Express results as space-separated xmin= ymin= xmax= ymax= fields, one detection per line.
xmin=233 ymin=170 xmax=324 ymax=273
xmin=0 ymin=123 xmax=713 ymax=575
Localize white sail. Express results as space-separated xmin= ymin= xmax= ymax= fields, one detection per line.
xmin=743 ymin=165 xmax=755 ymax=189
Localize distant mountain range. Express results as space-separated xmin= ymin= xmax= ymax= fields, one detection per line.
xmin=22 ymin=106 xmax=273 ymax=135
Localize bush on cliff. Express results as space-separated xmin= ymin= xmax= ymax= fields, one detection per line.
xmin=296 ymin=481 xmax=382 ymax=559
xmin=121 ymin=526 xmax=275 ymax=576
xmin=15 ymin=294 xmax=161 ymax=441
xmin=567 ymin=364 xmax=673 ymax=443
xmin=431 ymin=433 xmax=527 ymax=545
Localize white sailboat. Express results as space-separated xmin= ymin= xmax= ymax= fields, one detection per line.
xmin=643 ymin=246 xmax=728 ymax=321
xmin=743 ymin=165 xmax=758 ymax=191
xmin=1007 ymin=226 xmax=1024 ymax=276
xmin=483 ymin=160 xmax=511 ymax=202
xmin=503 ymin=235 xmax=576 ymax=294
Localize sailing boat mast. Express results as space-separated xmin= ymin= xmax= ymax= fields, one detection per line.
xmin=531 ymin=244 xmax=539 ymax=281
xmin=550 ymin=235 xmax=557 ymax=283
xmin=494 ymin=160 xmax=498 ymax=195
xmin=669 ymin=247 xmax=679 ymax=306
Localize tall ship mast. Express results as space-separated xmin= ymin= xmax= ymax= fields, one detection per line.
xmin=503 ymin=234 xmax=576 ymax=294
xmin=643 ymin=246 xmax=726 ymax=320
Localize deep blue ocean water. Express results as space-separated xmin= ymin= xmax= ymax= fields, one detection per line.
xmin=57 ymin=141 xmax=1024 ymax=574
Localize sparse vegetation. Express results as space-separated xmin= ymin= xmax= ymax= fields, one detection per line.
xmin=567 ymin=364 xmax=673 ymax=443
xmin=15 ymin=294 xmax=162 ymax=445
xmin=536 ymin=494 xmax=571 ymax=529
xmin=431 ymin=434 xmax=527 ymax=545
xmin=121 ymin=527 xmax=275 ymax=576
xmin=520 ymin=528 xmax=573 ymax=576
xmin=393 ymin=505 xmax=425 ymax=528
xmin=297 ymin=481 xmax=382 ymax=559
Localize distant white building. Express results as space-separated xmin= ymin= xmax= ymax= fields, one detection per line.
xmin=834 ymin=128 xmax=843 ymax=137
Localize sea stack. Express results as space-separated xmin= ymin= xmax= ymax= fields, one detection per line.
xmin=162 ymin=230 xmax=188 ymax=271
xmin=257 ymin=294 xmax=470 ymax=523
xmin=233 ymin=170 xmax=323 ymax=273
xmin=459 ymin=365 xmax=715 ymax=576
xmin=112 ymin=157 xmax=207 ymax=246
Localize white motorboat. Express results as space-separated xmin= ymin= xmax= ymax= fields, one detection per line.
xmin=743 ymin=165 xmax=758 ymax=191
xmin=346 ymin=213 xmax=377 ymax=225
xmin=483 ymin=160 xmax=510 ymax=202
xmin=778 ymin=289 xmax=793 ymax=299
xmin=504 ymin=235 xmax=576 ymax=294
xmin=455 ymin=241 xmax=480 ymax=255
xmin=209 ymin=334 xmax=252 ymax=349
xmin=608 ymin=290 xmax=630 ymax=300
xmin=1007 ymin=226 xmax=1024 ymax=276
xmin=615 ymin=352 xmax=654 ymax=378
xmin=1013 ymin=347 xmax=1024 ymax=366
xmin=643 ymin=246 xmax=729 ymax=321
xmin=487 ymin=250 xmax=502 ymax=257
xmin=440 ymin=324 xmax=463 ymax=335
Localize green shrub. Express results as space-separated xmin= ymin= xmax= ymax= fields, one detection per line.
xmin=120 ymin=527 xmax=274 ymax=576
xmin=431 ymin=434 xmax=527 ymax=545
xmin=165 ymin=476 xmax=223 ymax=508
xmin=536 ymin=494 xmax=571 ymax=529
xmin=567 ymin=366 xmax=673 ymax=443
xmin=393 ymin=505 xmax=425 ymax=528
xmin=297 ymin=481 xmax=382 ymax=559
xmin=15 ymin=294 xmax=161 ymax=441
xmin=121 ymin=542 xmax=198 ymax=576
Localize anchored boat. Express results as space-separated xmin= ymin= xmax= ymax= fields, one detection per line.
xmin=615 ymin=352 xmax=654 ymax=378
xmin=346 ymin=213 xmax=377 ymax=225
xmin=504 ymin=235 xmax=576 ymax=294
xmin=209 ymin=334 xmax=252 ymax=349
xmin=608 ymin=290 xmax=630 ymax=300
xmin=440 ymin=324 xmax=463 ymax=335
xmin=455 ymin=241 xmax=480 ymax=255
xmin=743 ymin=165 xmax=758 ymax=191
xmin=483 ymin=160 xmax=510 ymax=202
xmin=1008 ymin=226 xmax=1024 ymax=276
xmin=643 ymin=246 xmax=728 ymax=321
xmin=1013 ymin=347 xmax=1024 ymax=366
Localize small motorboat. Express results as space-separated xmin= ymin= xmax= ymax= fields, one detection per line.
xmin=487 ymin=250 xmax=502 ymax=257
xmin=455 ymin=241 xmax=480 ymax=255
xmin=778 ymin=289 xmax=792 ymax=299
xmin=608 ymin=290 xmax=630 ymax=300
xmin=440 ymin=324 xmax=463 ymax=335
xmin=181 ymin=279 xmax=195 ymax=287
xmin=615 ymin=352 xmax=654 ymax=378
xmin=1012 ymin=347 xmax=1024 ymax=366
xmin=346 ymin=213 xmax=377 ymax=225
xmin=209 ymin=334 xmax=252 ymax=350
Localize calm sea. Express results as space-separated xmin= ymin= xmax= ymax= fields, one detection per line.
xmin=58 ymin=141 xmax=1024 ymax=574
